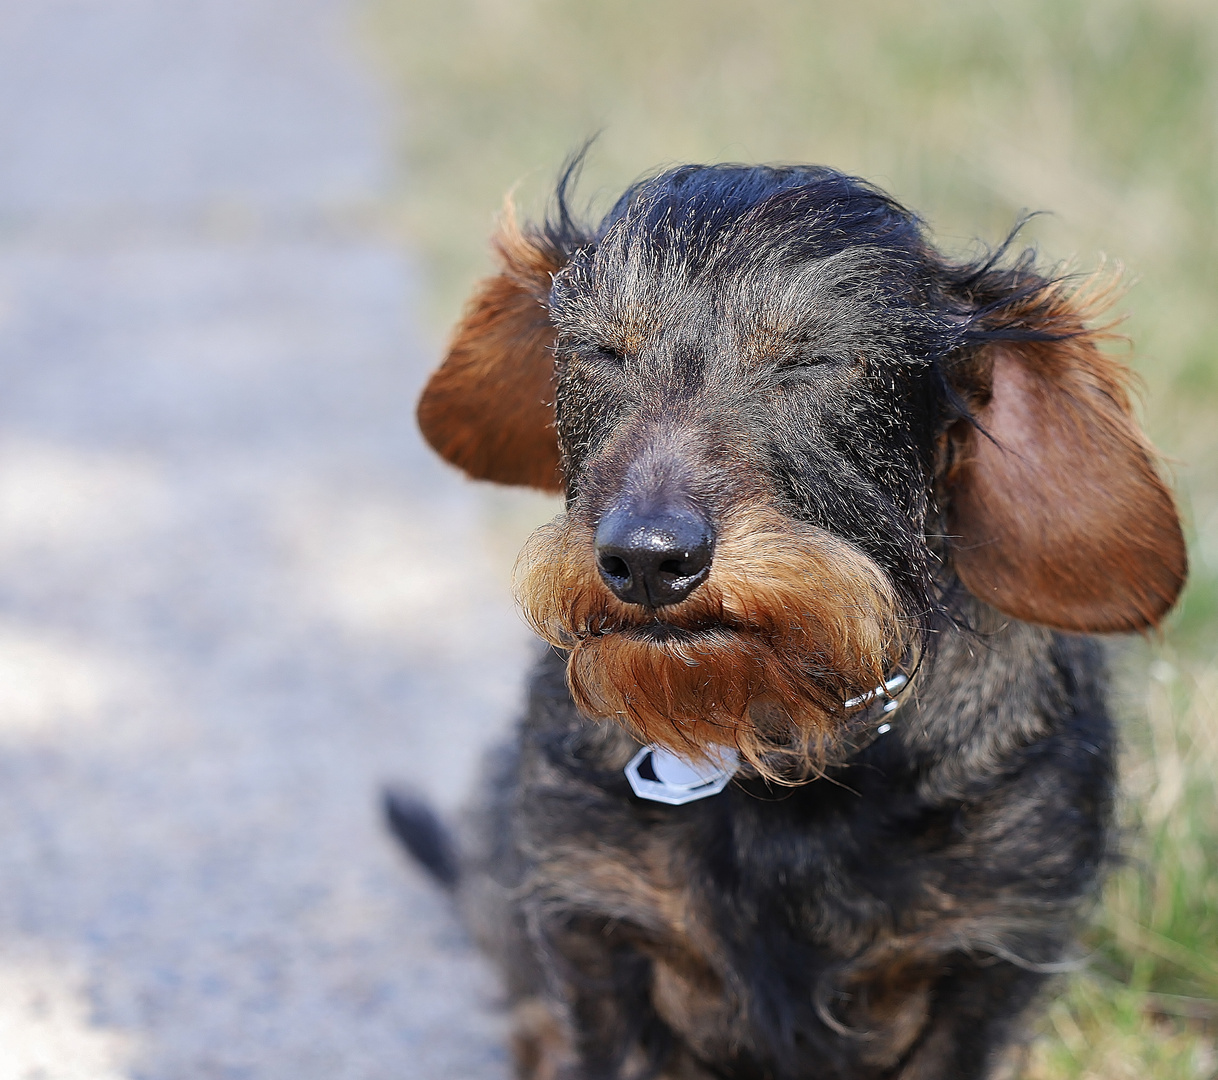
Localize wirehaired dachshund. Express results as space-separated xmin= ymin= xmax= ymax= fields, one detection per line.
xmin=391 ymin=161 xmax=1187 ymax=1079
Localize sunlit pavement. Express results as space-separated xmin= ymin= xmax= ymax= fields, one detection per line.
xmin=0 ymin=2 xmax=520 ymax=1076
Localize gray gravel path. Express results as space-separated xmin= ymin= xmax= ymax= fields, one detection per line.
xmin=0 ymin=2 xmax=524 ymax=1076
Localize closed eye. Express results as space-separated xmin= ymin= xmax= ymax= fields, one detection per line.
xmin=774 ymin=353 xmax=837 ymax=379
xmin=772 ymin=326 xmax=842 ymax=373
xmin=583 ymin=344 xmax=625 ymax=366
xmin=558 ymin=340 xmax=626 ymax=367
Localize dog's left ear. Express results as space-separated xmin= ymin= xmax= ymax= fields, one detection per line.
xmin=417 ymin=209 xmax=566 ymax=492
xmin=945 ymin=285 xmax=1187 ymax=633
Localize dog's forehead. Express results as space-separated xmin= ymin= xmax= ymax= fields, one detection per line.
xmin=551 ymin=233 xmax=923 ymax=368
xmin=549 ymin=170 xmax=937 ymax=357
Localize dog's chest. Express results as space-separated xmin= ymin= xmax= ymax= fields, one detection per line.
xmin=519 ymin=714 xmax=951 ymax=1071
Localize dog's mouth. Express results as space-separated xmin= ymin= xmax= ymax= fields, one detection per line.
xmin=585 ymin=608 xmax=742 ymax=641
xmin=609 ymin=620 xmax=693 ymax=641
xmin=514 ymin=507 xmax=910 ymax=778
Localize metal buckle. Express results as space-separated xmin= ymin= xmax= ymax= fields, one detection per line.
xmin=844 ymin=672 xmax=909 ymax=714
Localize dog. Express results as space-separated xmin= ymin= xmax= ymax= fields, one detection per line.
xmin=391 ymin=162 xmax=1187 ymax=1079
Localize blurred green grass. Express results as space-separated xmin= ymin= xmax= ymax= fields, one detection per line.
xmin=366 ymin=1 xmax=1218 ymax=1074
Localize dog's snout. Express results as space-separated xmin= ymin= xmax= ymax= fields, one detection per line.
xmin=594 ymin=503 xmax=714 ymax=608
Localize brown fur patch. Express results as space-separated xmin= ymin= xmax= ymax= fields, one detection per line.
xmin=514 ymin=504 xmax=908 ymax=780
xmin=416 ymin=204 xmax=565 ymax=491
xmin=510 ymin=997 xmax=575 ymax=1080
xmin=527 ymin=830 xmax=746 ymax=1071
xmin=649 ymin=949 xmax=735 ymax=1057
xmin=836 ymin=961 xmax=934 ymax=1068
xmin=947 ymin=277 xmax=1186 ymax=632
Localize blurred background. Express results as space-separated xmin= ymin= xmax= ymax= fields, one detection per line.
xmin=0 ymin=0 xmax=1213 ymax=1078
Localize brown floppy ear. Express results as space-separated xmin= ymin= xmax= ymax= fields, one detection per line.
xmin=417 ymin=207 xmax=566 ymax=491
xmin=946 ymin=285 xmax=1187 ymax=632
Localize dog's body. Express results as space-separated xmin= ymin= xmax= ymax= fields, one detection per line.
xmin=402 ymin=164 xmax=1186 ymax=1079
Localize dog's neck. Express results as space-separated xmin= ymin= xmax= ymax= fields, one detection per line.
xmin=626 ymin=662 xmax=918 ymax=805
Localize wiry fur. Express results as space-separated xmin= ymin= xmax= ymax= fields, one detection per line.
xmin=515 ymin=504 xmax=907 ymax=780
xmin=407 ymin=160 xmax=1187 ymax=1080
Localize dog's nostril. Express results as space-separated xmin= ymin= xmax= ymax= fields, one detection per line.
xmin=594 ymin=503 xmax=715 ymax=608
xmin=599 ymin=554 xmax=631 ymax=581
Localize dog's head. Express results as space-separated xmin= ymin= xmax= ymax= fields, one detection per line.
xmin=419 ymin=165 xmax=1186 ymax=776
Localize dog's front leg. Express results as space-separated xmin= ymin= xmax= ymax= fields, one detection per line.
xmin=891 ymin=960 xmax=1048 ymax=1080
xmin=519 ymin=911 xmax=721 ymax=1080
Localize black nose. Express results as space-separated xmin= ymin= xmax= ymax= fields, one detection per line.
xmin=594 ymin=502 xmax=715 ymax=608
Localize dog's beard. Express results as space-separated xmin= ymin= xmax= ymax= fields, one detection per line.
xmin=514 ymin=507 xmax=909 ymax=780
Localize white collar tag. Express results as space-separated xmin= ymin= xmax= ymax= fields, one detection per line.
xmin=625 ymin=744 xmax=739 ymax=805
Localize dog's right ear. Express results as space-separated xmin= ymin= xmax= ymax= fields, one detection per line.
xmin=417 ymin=209 xmax=566 ymax=492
